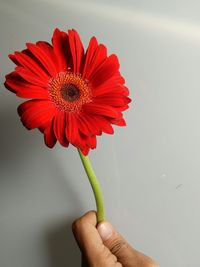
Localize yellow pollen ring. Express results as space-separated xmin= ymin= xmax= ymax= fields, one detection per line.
xmin=49 ymin=72 xmax=92 ymax=112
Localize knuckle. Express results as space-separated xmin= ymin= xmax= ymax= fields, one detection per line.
xmin=71 ymin=217 xmax=83 ymax=234
xmin=100 ymin=246 xmax=122 ymax=267
xmin=72 ymin=211 xmax=96 ymax=234
xmin=109 ymin=238 xmax=128 ymax=256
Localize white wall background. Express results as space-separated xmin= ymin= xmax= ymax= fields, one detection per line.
xmin=1 ymin=1 xmax=200 ymax=266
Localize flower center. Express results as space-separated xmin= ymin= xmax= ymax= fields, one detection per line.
xmin=60 ymin=84 xmax=80 ymax=102
xmin=49 ymin=72 xmax=92 ymax=112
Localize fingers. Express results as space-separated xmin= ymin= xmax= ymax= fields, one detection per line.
xmin=72 ymin=211 xmax=159 ymax=267
xmin=72 ymin=211 xmax=101 ymax=254
xmin=97 ymin=221 xmax=159 ymax=267
xmin=72 ymin=211 xmax=116 ymax=266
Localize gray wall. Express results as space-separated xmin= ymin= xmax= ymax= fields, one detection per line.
xmin=1 ymin=1 xmax=200 ymax=266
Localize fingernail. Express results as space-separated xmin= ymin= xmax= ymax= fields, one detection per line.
xmin=97 ymin=222 xmax=113 ymax=241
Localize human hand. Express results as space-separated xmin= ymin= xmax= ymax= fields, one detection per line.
xmin=72 ymin=211 xmax=159 ymax=267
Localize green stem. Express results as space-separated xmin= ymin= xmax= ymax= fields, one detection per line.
xmin=78 ymin=149 xmax=105 ymax=222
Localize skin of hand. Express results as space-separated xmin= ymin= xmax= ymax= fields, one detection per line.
xmin=72 ymin=211 xmax=159 ymax=267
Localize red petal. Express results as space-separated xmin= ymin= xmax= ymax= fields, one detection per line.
xmin=115 ymin=105 xmax=130 ymax=112
xmin=15 ymin=66 xmax=47 ymax=87
xmin=5 ymin=78 xmax=49 ymax=99
xmin=92 ymin=71 xmax=126 ymax=97
xmin=94 ymin=94 xmax=128 ymax=107
xmin=90 ymin=54 xmax=120 ymax=88
xmin=75 ymin=131 xmax=97 ymax=154
xmin=122 ymin=86 xmax=130 ymax=96
xmin=38 ymin=121 xmax=49 ymax=133
xmin=92 ymin=115 xmax=114 ymax=134
xmin=83 ymin=103 xmax=119 ymax=118
xmin=80 ymin=146 xmax=90 ymax=156
xmin=18 ymin=100 xmax=57 ymax=129
xmin=88 ymin=135 xmax=97 ymax=149
xmin=111 ymin=117 xmax=126 ymax=126
xmin=82 ymin=36 xmax=98 ymax=78
xmin=68 ymin=29 xmax=84 ymax=73
xmin=8 ymin=53 xmax=18 ymax=65
xmin=112 ymin=71 xmax=125 ymax=85
xmin=5 ymin=71 xmax=22 ymax=93
xmin=65 ymin=112 xmax=78 ymax=143
xmin=17 ymin=88 xmax=49 ymax=99
xmin=26 ymin=42 xmax=57 ymax=77
xmin=78 ymin=113 xmax=102 ymax=136
xmin=83 ymin=43 xmax=107 ymax=80
xmin=10 ymin=51 xmax=49 ymax=83
xmin=76 ymin=133 xmax=90 ymax=152
xmin=37 ymin=41 xmax=59 ymax=71
xmin=77 ymin=116 xmax=91 ymax=136
xmin=93 ymin=84 xmax=124 ymax=97
xmin=53 ymin=111 xmax=69 ymax=147
xmin=52 ymin=28 xmax=71 ymax=72
xmin=44 ymin=122 xmax=57 ymax=148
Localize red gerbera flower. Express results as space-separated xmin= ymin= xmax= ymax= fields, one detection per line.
xmin=4 ymin=28 xmax=131 ymax=155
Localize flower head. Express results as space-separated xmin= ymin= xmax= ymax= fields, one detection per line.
xmin=5 ymin=28 xmax=131 ymax=155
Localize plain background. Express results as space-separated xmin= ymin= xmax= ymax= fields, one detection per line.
xmin=1 ymin=0 xmax=200 ymax=266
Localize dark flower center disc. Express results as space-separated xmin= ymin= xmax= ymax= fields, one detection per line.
xmin=61 ymin=84 xmax=80 ymax=102
xmin=49 ymin=72 xmax=92 ymax=111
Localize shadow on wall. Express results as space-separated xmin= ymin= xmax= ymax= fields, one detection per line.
xmin=46 ymin=219 xmax=81 ymax=267
xmin=0 ymin=106 xmax=83 ymax=266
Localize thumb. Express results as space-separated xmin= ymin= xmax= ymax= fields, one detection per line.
xmin=97 ymin=222 xmax=157 ymax=267
xmin=97 ymin=221 xmax=133 ymax=264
